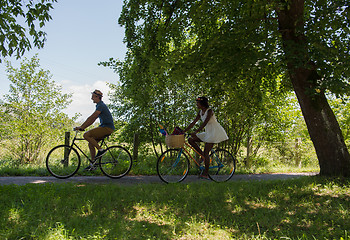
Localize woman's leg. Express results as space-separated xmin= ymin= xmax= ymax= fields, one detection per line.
xmin=202 ymin=143 xmax=214 ymax=176
xmin=188 ymin=135 xmax=204 ymax=157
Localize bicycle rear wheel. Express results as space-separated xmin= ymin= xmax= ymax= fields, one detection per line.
xmin=157 ymin=149 xmax=189 ymax=183
xmin=46 ymin=145 xmax=81 ymax=179
xmin=99 ymin=146 xmax=132 ymax=178
xmin=208 ymin=149 xmax=236 ymax=182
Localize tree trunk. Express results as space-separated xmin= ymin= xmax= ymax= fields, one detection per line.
xmin=277 ymin=0 xmax=350 ymax=176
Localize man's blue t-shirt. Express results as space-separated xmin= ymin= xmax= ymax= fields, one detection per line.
xmin=96 ymin=101 xmax=115 ymax=130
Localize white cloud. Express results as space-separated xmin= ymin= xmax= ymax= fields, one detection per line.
xmin=60 ymin=80 xmax=112 ymax=122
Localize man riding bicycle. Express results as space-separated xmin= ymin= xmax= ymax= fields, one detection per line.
xmin=74 ymin=90 xmax=115 ymax=163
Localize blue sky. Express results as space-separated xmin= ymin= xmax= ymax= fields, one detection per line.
xmin=0 ymin=0 xmax=127 ymax=121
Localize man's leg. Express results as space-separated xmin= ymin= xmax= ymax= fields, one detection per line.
xmin=84 ymin=127 xmax=113 ymax=159
xmin=84 ymin=129 xmax=103 ymax=161
xmin=88 ymin=142 xmax=99 ymax=161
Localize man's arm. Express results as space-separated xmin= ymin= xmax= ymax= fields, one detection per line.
xmin=75 ymin=110 xmax=101 ymax=130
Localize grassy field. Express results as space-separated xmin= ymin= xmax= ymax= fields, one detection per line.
xmin=0 ymin=176 xmax=349 ymax=239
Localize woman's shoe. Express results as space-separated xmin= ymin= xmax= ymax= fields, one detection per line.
xmin=199 ymin=174 xmax=210 ymax=180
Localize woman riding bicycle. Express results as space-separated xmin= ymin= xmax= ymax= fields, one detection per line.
xmin=184 ymin=97 xmax=228 ymax=180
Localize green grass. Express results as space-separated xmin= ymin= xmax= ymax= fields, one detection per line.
xmin=0 ymin=176 xmax=349 ymax=239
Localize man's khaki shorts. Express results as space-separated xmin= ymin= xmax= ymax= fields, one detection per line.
xmin=85 ymin=127 xmax=114 ymax=141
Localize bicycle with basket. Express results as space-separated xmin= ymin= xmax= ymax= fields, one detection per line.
xmin=156 ymin=125 xmax=236 ymax=183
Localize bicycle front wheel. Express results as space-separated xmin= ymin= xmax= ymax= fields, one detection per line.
xmin=46 ymin=145 xmax=81 ymax=179
xmin=157 ymin=149 xmax=189 ymax=183
xmin=208 ymin=149 xmax=236 ymax=182
xmin=99 ymin=146 xmax=132 ymax=178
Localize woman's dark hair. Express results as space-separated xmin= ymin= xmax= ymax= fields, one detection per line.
xmin=196 ymin=96 xmax=209 ymax=108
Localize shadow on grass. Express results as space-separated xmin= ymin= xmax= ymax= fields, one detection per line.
xmin=0 ymin=176 xmax=349 ymax=239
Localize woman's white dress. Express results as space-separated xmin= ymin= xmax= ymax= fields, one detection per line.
xmin=196 ymin=109 xmax=229 ymax=143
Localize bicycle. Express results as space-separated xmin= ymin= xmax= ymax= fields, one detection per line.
xmin=46 ymin=130 xmax=132 ymax=179
xmin=156 ymin=134 xmax=236 ymax=183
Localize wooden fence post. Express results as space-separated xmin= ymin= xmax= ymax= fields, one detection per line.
xmin=64 ymin=132 xmax=70 ymax=166
xmin=294 ymin=138 xmax=302 ymax=168
xmin=246 ymin=136 xmax=253 ymax=168
xmin=133 ymin=132 xmax=140 ymax=162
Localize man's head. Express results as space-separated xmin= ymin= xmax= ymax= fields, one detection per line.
xmin=91 ymin=90 xmax=103 ymax=103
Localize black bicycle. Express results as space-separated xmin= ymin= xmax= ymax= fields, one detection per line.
xmin=46 ymin=130 xmax=132 ymax=179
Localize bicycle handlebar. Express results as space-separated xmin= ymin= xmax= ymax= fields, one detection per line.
xmin=73 ymin=128 xmax=85 ymax=132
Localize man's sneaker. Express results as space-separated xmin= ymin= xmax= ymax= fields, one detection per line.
xmin=95 ymin=149 xmax=107 ymax=159
xmin=84 ymin=164 xmax=96 ymax=171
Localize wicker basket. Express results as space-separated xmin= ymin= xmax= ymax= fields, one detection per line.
xmin=165 ymin=135 xmax=185 ymax=148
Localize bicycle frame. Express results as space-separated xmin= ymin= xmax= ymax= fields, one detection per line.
xmin=179 ymin=141 xmax=223 ymax=170
xmin=68 ymin=131 xmax=109 ymax=165
xmin=180 ymin=142 xmax=203 ymax=167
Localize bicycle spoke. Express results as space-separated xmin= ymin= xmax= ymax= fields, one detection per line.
xmin=46 ymin=145 xmax=81 ymax=179
xmin=157 ymin=149 xmax=189 ymax=183
xmin=208 ymin=149 xmax=236 ymax=182
xmin=99 ymin=146 xmax=132 ymax=178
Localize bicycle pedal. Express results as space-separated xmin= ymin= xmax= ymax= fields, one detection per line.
xmin=83 ymin=165 xmax=97 ymax=171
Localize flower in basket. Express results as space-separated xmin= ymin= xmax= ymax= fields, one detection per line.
xmin=159 ymin=124 xmax=168 ymax=136
xmin=171 ymin=127 xmax=184 ymax=135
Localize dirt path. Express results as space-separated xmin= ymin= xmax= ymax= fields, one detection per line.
xmin=0 ymin=172 xmax=318 ymax=186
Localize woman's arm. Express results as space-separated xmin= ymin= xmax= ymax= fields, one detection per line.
xmin=194 ymin=109 xmax=213 ymax=133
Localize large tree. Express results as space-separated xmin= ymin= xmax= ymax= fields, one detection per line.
xmin=115 ymin=0 xmax=350 ymax=176
xmin=0 ymin=0 xmax=57 ymax=61
xmin=276 ymin=0 xmax=350 ymax=176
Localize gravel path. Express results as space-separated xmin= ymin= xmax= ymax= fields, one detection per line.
xmin=0 ymin=172 xmax=318 ymax=186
